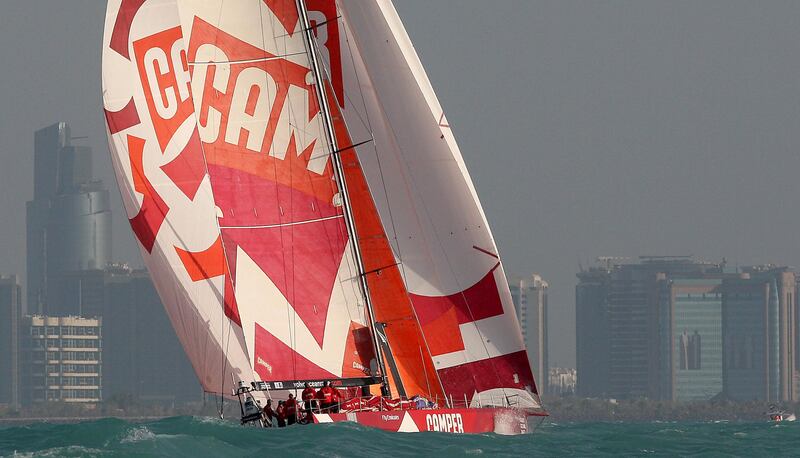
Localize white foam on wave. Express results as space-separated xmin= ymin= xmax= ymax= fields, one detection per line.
xmin=120 ymin=426 xmax=157 ymax=444
xmin=12 ymin=445 xmax=107 ymax=457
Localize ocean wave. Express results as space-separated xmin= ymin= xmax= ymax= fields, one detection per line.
xmin=8 ymin=445 xmax=108 ymax=458
xmin=119 ymin=426 xmax=157 ymax=443
xmin=1 ymin=417 xmax=799 ymax=457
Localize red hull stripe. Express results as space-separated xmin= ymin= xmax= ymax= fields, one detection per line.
xmin=315 ymin=407 xmax=532 ymax=435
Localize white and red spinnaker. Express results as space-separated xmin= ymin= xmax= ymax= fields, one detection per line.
xmin=102 ymin=0 xmax=379 ymax=394
xmin=103 ymin=0 xmax=255 ymax=397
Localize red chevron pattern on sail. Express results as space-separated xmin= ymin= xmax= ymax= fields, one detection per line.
xmin=102 ymin=0 xmax=255 ymax=396
xmin=180 ymin=1 xmax=376 ymax=382
xmin=102 ymin=0 xmax=377 ymax=393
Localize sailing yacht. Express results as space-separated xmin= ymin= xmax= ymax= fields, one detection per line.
xmin=102 ymin=0 xmax=546 ymax=434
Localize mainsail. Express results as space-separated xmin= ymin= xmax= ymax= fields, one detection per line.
xmin=334 ymin=0 xmax=541 ymax=408
xmin=103 ymin=0 xmax=540 ymax=409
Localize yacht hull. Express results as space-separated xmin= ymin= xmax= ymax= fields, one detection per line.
xmin=312 ymin=407 xmax=544 ymax=435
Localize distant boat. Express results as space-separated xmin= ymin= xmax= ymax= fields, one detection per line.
xmin=767 ymin=405 xmax=795 ymax=422
xmin=102 ymin=0 xmax=546 ymax=435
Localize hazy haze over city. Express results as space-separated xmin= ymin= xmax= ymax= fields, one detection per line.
xmin=2 ymin=1 xmax=800 ymax=368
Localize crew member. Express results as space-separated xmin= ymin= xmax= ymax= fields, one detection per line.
xmin=262 ymin=399 xmax=275 ymax=427
xmin=285 ymin=393 xmax=298 ymax=425
xmin=317 ymin=381 xmax=334 ymax=412
xmin=330 ymin=385 xmax=342 ymax=413
xmin=302 ymin=382 xmax=317 ymax=416
xmin=276 ymin=400 xmax=287 ymax=428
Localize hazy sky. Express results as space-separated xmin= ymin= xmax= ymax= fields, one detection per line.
xmin=3 ymin=1 xmax=800 ymax=367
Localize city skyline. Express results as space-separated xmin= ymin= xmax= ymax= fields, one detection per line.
xmin=4 ymin=2 xmax=800 ymax=367
xmin=575 ymin=257 xmax=799 ymax=402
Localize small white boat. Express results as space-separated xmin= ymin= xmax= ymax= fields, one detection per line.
xmin=767 ymin=405 xmax=796 ymax=422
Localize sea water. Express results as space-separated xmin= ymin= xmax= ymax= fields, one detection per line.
xmin=0 ymin=416 xmax=796 ymax=457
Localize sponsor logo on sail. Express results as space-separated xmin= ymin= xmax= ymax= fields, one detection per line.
xmin=132 ymin=26 xmax=194 ymax=152
xmin=256 ymin=357 xmax=272 ymax=374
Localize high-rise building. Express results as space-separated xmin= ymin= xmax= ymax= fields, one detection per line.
xmin=576 ymin=256 xmax=726 ymax=399
xmin=722 ymin=267 xmax=797 ymax=401
xmin=21 ymin=316 xmax=102 ymax=404
xmin=102 ymin=266 xmax=201 ymax=403
xmin=658 ymin=278 xmax=725 ymax=401
xmin=51 ymin=269 xmax=106 ymax=319
xmin=548 ymin=367 xmax=577 ymax=397
xmin=0 ymin=276 xmax=23 ymax=408
xmin=26 ymin=122 xmax=112 ymax=315
xmin=575 ymin=265 xmax=612 ymax=398
xmin=37 ymin=264 xmax=202 ymax=402
xmin=509 ymin=274 xmax=548 ymax=394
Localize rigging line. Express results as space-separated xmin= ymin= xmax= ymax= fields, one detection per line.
xmin=213 ymin=0 xmax=230 ymax=417
xmin=189 ymin=52 xmax=306 ymax=66
xmin=338 ymin=10 xmax=447 ymax=400
xmin=304 ymin=138 xmax=374 ymax=160
xmin=313 ymin=13 xmax=371 ymax=136
xmin=313 ymin=70 xmax=377 ymax=352
xmin=333 ymin=15 xmax=388 ymax=330
xmin=298 ymin=0 xmax=389 ymax=392
xmin=268 ymin=16 xmax=343 ymax=41
xmin=340 ymin=7 xmax=509 ymax=394
xmin=262 ymin=0 xmax=294 ymax=380
xmin=318 ymin=46 xmax=411 ymax=398
xmin=359 ymin=262 xmax=401 ymax=278
xmin=391 ymin=131 xmax=509 ymax=400
xmin=383 ymin=115 xmax=511 ymax=405
xmin=343 ymin=29 xmax=511 ymax=403
xmin=300 ymin=11 xmax=358 ymax=295
xmin=289 ymin=8 xmax=365 ymax=328
xmin=105 ymin=115 xmax=236 ymax=407
xmin=219 ymin=214 xmax=343 ymax=230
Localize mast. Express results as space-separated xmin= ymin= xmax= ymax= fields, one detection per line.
xmin=296 ymin=0 xmax=391 ymax=397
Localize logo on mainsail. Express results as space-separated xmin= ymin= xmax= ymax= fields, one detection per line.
xmin=183 ymin=17 xmax=347 ymax=349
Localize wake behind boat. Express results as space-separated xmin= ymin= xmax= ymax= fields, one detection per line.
xmin=102 ymin=0 xmax=546 ymax=435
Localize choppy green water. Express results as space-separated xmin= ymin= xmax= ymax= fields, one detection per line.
xmin=0 ymin=416 xmax=796 ymax=457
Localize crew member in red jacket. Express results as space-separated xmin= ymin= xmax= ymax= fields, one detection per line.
xmin=285 ymin=393 xmax=298 ymax=425
xmin=330 ymin=385 xmax=342 ymax=413
xmin=317 ymin=381 xmax=335 ymax=412
xmin=301 ymin=382 xmax=317 ymax=417
xmin=275 ymin=400 xmax=287 ymax=428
